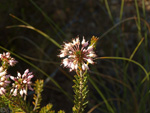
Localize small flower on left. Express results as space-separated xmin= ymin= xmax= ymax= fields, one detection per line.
xmin=0 ymin=68 xmax=10 ymax=95
xmin=0 ymin=52 xmax=17 ymax=95
xmin=0 ymin=52 xmax=17 ymax=69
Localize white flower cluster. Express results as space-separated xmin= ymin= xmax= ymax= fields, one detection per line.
xmin=10 ymin=69 xmax=34 ymax=97
xmin=0 ymin=67 xmax=10 ymax=95
xmin=0 ymin=52 xmax=34 ymax=97
xmin=0 ymin=52 xmax=17 ymax=67
xmin=58 ymin=36 xmax=97 ymax=71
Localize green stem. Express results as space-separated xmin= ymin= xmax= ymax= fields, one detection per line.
xmin=73 ymin=70 xmax=88 ymax=113
xmin=79 ymin=70 xmax=83 ymax=113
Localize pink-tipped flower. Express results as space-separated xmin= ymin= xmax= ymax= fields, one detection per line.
xmin=10 ymin=69 xmax=34 ymax=97
xmin=0 ymin=67 xmax=10 ymax=95
xmin=0 ymin=52 xmax=17 ymax=68
xmin=58 ymin=36 xmax=97 ymax=71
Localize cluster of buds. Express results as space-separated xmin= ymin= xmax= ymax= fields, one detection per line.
xmin=0 ymin=52 xmax=17 ymax=69
xmin=10 ymin=69 xmax=34 ymax=97
xmin=58 ymin=36 xmax=98 ymax=72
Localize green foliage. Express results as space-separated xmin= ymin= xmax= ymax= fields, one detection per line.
xmin=33 ymin=79 xmax=44 ymax=112
xmin=39 ymin=104 xmax=65 ymax=113
xmin=1 ymin=94 xmax=30 ymax=113
xmin=33 ymin=80 xmax=65 ymax=113
xmin=39 ymin=104 xmax=55 ymax=113
xmin=0 ymin=67 xmax=65 ymax=113
xmin=0 ymin=95 xmax=9 ymax=107
xmin=72 ymin=73 xmax=89 ymax=113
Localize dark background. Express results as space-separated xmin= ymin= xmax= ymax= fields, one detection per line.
xmin=0 ymin=0 xmax=150 ymax=113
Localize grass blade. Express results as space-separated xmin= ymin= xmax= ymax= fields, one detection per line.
xmin=103 ymin=0 xmax=114 ymax=24
xmin=129 ymin=38 xmax=144 ymax=60
xmin=30 ymin=0 xmax=65 ymax=41
xmin=99 ymin=17 xmax=150 ymax=40
xmin=142 ymin=0 xmax=148 ymax=46
xmin=89 ymin=76 xmax=115 ymax=113
xmin=120 ymin=0 xmax=124 ymax=21
xmin=135 ymin=0 xmax=142 ymax=39
xmin=96 ymin=57 xmax=149 ymax=81
xmin=7 ymin=24 xmax=62 ymax=49
xmin=7 ymin=36 xmax=50 ymax=59
xmin=8 ymin=14 xmax=62 ymax=48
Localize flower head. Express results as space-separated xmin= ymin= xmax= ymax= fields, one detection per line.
xmin=10 ymin=69 xmax=34 ymax=97
xmin=0 ymin=52 xmax=17 ymax=69
xmin=58 ymin=36 xmax=97 ymax=71
xmin=0 ymin=67 xmax=10 ymax=95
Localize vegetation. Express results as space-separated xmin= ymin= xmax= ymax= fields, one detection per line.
xmin=0 ymin=0 xmax=150 ymax=112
